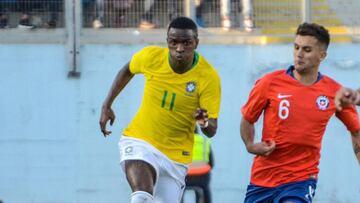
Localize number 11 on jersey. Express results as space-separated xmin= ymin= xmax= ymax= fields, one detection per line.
xmin=161 ymin=90 xmax=176 ymax=111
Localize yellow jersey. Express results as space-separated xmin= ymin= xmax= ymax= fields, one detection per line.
xmin=123 ymin=46 xmax=221 ymax=164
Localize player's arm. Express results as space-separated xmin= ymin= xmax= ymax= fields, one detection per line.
xmin=194 ymin=108 xmax=217 ymax=138
xmin=99 ymin=62 xmax=134 ymax=137
xmin=240 ymin=117 xmax=276 ymax=156
xmin=201 ymin=118 xmax=217 ymax=138
xmin=335 ymin=100 xmax=360 ymax=164
xmin=351 ymin=130 xmax=360 ymax=164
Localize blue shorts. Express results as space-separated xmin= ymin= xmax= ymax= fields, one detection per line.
xmin=244 ymin=179 xmax=317 ymax=203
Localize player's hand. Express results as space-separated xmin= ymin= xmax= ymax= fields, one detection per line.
xmin=246 ymin=140 xmax=276 ymax=156
xmin=335 ymin=87 xmax=360 ymax=111
xmin=99 ymin=107 xmax=116 ymax=137
xmin=194 ymin=108 xmax=209 ymax=128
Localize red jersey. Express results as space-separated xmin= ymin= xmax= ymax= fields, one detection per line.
xmin=241 ymin=66 xmax=360 ymax=187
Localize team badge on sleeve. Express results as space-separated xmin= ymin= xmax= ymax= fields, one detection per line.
xmin=316 ymin=95 xmax=329 ymax=110
xmin=186 ymin=81 xmax=196 ymax=93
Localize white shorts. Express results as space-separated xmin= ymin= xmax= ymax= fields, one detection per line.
xmin=118 ymin=136 xmax=188 ymax=203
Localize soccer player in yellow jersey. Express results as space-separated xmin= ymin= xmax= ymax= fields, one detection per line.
xmin=99 ymin=17 xmax=221 ymax=203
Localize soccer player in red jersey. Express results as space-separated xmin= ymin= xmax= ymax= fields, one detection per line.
xmin=240 ymin=23 xmax=360 ymax=203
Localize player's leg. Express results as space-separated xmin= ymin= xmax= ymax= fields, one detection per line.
xmin=153 ymin=156 xmax=187 ymax=203
xmin=125 ymin=160 xmax=157 ymax=203
xmin=189 ymin=173 xmax=211 ymax=203
xmin=119 ymin=137 xmax=160 ymax=203
xmin=185 ymin=175 xmax=209 ymax=203
xmin=185 ymin=176 xmax=201 ymax=202
xmin=154 ymin=173 xmax=186 ymax=203
xmin=201 ymin=174 xmax=212 ymax=203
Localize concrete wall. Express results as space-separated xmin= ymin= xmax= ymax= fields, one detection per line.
xmin=0 ymin=43 xmax=359 ymax=203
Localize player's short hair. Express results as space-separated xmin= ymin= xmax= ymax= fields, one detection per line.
xmin=167 ymin=16 xmax=198 ymax=38
xmin=296 ymin=22 xmax=330 ymax=50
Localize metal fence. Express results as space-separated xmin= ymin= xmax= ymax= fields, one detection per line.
xmin=253 ymin=0 xmax=360 ymax=35
xmin=82 ymin=0 xmax=185 ymax=28
xmin=1 ymin=0 xmax=360 ymax=77
xmin=1 ymin=0 xmax=360 ymax=30
xmin=0 ymin=0 xmax=64 ymax=28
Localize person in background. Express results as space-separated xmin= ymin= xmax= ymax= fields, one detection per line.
xmin=113 ymin=0 xmax=134 ymax=27
xmin=184 ymin=125 xmax=213 ymax=203
xmin=220 ymin=0 xmax=254 ymax=31
xmin=220 ymin=0 xmax=231 ymax=31
xmin=0 ymin=0 xmax=14 ymax=28
xmin=139 ymin=0 xmax=179 ymax=29
xmin=195 ymin=0 xmax=205 ymax=27
xmin=241 ymin=0 xmax=254 ymax=32
xmin=17 ymin=0 xmax=61 ymax=29
xmin=139 ymin=0 xmax=156 ymax=29
xmin=92 ymin=0 xmax=105 ymax=28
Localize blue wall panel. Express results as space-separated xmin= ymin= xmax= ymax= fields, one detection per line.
xmin=0 ymin=44 xmax=359 ymax=203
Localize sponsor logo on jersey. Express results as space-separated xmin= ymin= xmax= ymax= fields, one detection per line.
xmin=316 ymin=95 xmax=329 ymax=110
xmin=277 ymin=93 xmax=292 ymax=99
xmin=186 ymin=81 xmax=196 ymax=93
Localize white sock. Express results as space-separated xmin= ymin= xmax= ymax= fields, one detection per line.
xmin=130 ymin=191 xmax=154 ymax=203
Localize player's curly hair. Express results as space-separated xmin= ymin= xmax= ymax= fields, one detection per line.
xmin=296 ymin=22 xmax=330 ymax=50
xmin=167 ymin=16 xmax=198 ymax=38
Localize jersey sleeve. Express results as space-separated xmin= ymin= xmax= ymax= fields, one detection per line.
xmin=241 ymin=76 xmax=270 ymax=124
xmin=129 ymin=46 xmax=155 ymax=74
xmin=199 ymin=69 xmax=221 ymax=119
xmin=336 ymin=105 xmax=360 ymax=133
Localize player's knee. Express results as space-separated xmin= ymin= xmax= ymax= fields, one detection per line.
xmin=131 ymin=191 xmax=154 ymax=203
xmin=126 ymin=160 xmax=157 ymax=193
xmin=127 ymin=173 xmax=154 ymax=193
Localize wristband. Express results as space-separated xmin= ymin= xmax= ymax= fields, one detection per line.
xmin=199 ymin=120 xmax=209 ymax=128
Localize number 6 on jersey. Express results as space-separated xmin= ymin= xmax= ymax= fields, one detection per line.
xmin=278 ymin=99 xmax=290 ymax=120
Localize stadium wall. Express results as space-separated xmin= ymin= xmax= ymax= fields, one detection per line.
xmin=0 ymin=44 xmax=359 ymax=203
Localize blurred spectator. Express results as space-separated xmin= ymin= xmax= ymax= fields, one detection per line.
xmin=195 ymin=0 xmax=205 ymax=27
xmin=220 ymin=0 xmax=254 ymax=31
xmin=0 ymin=13 xmax=7 ymax=28
xmin=43 ymin=0 xmax=61 ymax=28
xmin=84 ymin=0 xmax=133 ymax=28
xmin=17 ymin=13 xmax=35 ymax=29
xmin=241 ymin=0 xmax=254 ymax=32
xmin=184 ymin=126 xmax=214 ymax=203
xmin=0 ymin=0 xmax=16 ymax=28
xmin=112 ymin=0 xmax=133 ymax=27
xmin=0 ymin=4 xmax=8 ymax=28
xmin=92 ymin=0 xmax=104 ymax=28
xmin=167 ymin=0 xmax=179 ymax=22
xmin=139 ymin=0 xmax=155 ymax=29
xmin=220 ymin=0 xmax=230 ymax=31
xmin=17 ymin=0 xmax=61 ymax=29
xmin=139 ymin=0 xmax=179 ymax=29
